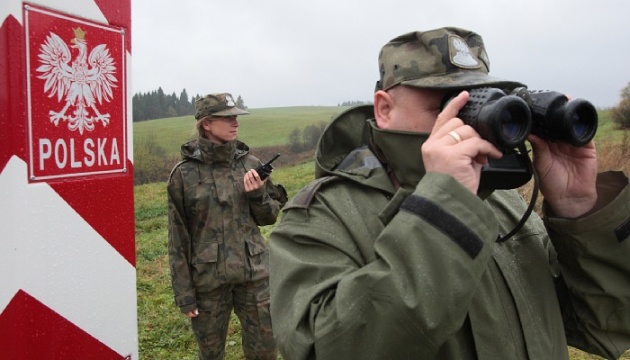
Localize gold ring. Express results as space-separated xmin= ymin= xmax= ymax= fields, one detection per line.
xmin=448 ymin=130 xmax=462 ymax=144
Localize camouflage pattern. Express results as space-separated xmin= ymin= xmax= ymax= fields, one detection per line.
xmin=167 ymin=136 xmax=285 ymax=359
xmin=191 ymin=279 xmax=276 ymax=360
xmin=376 ymin=27 xmax=525 ymax=91
xmin=195 ymin=93 xmax=250 ymax=119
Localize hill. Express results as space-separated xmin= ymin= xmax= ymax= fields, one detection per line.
xmin=133 ymin=106 xmax=351 ymax=158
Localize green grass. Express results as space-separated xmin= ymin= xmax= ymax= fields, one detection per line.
xmin=136 ymin=163 xmax=313 ymax=359
xmin=135 ymin=108 xmax=630 ymax=359
xmin=133 ymin=106 xmax=349 ymax=157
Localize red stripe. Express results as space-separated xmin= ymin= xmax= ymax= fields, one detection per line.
xmin=94 ymin=0 xmax=132 ymax=53
xmin=0 ymin=290 xmax=128 ymax=359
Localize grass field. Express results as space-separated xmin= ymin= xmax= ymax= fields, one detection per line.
xmin=135 ymin=107 xmax=630 ymax=359
xmin=133 ymin=106 xmax=350 ymax=158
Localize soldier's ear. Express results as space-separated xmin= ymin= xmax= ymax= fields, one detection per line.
xmin=201 ymin=119 xmax=212 ymax=131
xmin=374 ymin=90 xmax=394 ymax=129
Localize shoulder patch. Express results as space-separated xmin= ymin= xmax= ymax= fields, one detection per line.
xmin=283 ymin=176 xmax=341 ymax=210
xmin=168 ymin=159 xmax=190 ymax=183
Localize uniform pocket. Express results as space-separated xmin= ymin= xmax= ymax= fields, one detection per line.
xmin=194 ymin=241 xmax=219 ymax=264
xmin=245 ymin=235 xmax=268 ymax=256
xmin=247 ymin=240 xmax=270 ymax=280
xmin=192 ymin=242 xmax=220 ymax=292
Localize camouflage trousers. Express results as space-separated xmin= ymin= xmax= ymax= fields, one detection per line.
xmin=191 ymin=278 xmax=277 ymax=360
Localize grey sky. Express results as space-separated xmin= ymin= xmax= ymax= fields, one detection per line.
xmin=132 ymin=0 xmax=630 ymax=109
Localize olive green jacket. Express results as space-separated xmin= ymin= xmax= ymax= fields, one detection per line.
xmin=168 ymin=137 xmax=286 ymax=313
xmin=269 ymin=106 xmax=630 ymax=359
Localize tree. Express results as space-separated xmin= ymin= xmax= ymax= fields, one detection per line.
xmin=178 ymin=89 xmax=193 ymax=116
xmin=156 ymin=87 xmax=166 ymax=117
xmin=165 ymin=105 xmax=177 ymax=118
xmin=236 ymin=95 xmax=247 ymax=109
xmin=132 ymin=87 xmax=198 ymax=121
xmin=286 ymin=121 xmax=328 ymax=154
xmin=133 ymin=132 xmax=175 ymax=184
xmin=288 ymin=128 xmax=302 ymax=153
xmin=611 ymin=81 xmax=630 ymax=129
xmin=338 ymin=100 xmax=372 ymax=106
xmin=302 ymin=125 xmax=320 ymax=150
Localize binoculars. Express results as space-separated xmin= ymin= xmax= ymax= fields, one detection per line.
xmin=450 ymin=87 xmax=598 ymax=150
xmin=445 ymin=87 xmax=598 ymax=190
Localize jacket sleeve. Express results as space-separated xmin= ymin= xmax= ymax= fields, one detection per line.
xmin=167 ymin=167 xmax=197 ymax=313
xmin=248 ymin=178 xmax=287 ymax=226
xmin=546 ymin=171 xmax=630 ymax=359
xmin=269 ymin=173 xmax=499 ymax=359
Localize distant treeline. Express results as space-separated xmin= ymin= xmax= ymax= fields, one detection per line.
xmin=132 ymin=88 xmax=200 ymax=122
xmin=132 ymin=88 xmax=249 ymax=122
xmin=132 ymin=87 xmax=368 ymax=122
xmin=338 ymin=100 xmax=373 ymax=107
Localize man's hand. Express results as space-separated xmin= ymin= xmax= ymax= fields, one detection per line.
xmin=528 ymin=134 xmax=597 ymax=218
xmin=422 ymin=91 xmax=503 ymax=194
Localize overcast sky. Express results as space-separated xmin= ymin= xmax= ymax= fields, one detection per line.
xmin=131 ymin=0 xmax=630 ymax=109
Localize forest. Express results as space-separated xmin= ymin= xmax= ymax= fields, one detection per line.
xmin=132 ymin=88 xmax=247 ymax=122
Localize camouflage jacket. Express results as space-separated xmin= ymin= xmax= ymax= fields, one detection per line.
xmin=270 ymin=106 xmax=630 ymax=359
xmin=168 ymin=137 xmax=286 ymax=313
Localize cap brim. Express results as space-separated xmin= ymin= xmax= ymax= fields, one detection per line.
xmin=212 ymin=107 xmax=250 ymax=116
xmin=401 ymin=72 xmax=525 ymax=90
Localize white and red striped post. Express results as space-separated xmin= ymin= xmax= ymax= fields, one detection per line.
xmin=1 ymin=1 xmax=137 ymax=358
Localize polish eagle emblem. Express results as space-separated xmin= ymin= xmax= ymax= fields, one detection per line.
xmin=36 ymin=27 xmax=118 ymax=134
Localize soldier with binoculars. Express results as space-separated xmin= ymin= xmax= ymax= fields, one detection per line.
xmin=269 ymin=27 xmax=630 ymax=360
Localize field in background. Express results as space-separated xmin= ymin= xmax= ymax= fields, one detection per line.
xmin=133 ymin=106 xmax=350 ymax=157
xmin=135 ymin=108 xmax=630 ymax=359
xmin=134 ymin=106 xmax=625 ymax=161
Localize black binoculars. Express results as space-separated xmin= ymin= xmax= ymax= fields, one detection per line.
xmin=449 ymin=87 xmax=598 ymax=151
xmin=444 ymin=87 xmax=598 ymax=190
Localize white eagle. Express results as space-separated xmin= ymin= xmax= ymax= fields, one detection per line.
xmin=36 ymin=27 xmax=118 ymax=134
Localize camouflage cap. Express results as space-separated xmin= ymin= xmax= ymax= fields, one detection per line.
xmin=376 ymin=27 xmax=525 ymax=91
xmin=194 ymin=93 xmax=250 ymax=119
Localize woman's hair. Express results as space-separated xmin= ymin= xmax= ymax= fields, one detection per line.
xmin=195 ymin=117 xmax=208 ymax=138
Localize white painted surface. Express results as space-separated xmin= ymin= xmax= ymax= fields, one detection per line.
xmin=0 ymin=156 xmax=138 ymax=358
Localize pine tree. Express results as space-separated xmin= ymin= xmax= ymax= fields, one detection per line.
xmin=236 ymin=95 xmax=247 ymax=109
xmin=131 ymin=88 xmax=204 ymax=121
xmin=178 ymin=89 xmax=191 ymax=115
